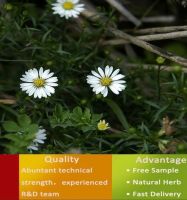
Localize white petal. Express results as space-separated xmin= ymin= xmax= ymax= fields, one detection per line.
xmin=32 ymin=68 xmax=39 ymax=78
xmin=111 ymin=69 xmax=120 ymax=78
xmin=45 ymin=85 xmax=55 ymax=94
xmin=34 ymin=89 xmax=39 ymax=98
xmin=39 ymin=67 xmax=44 ymax=77
xmin=41 ymin=69 xmax=50 ymax=79
xmin=105 ymin=66 xmax=110 ymax=76
xmin=43 ymin=87 xmax=51 ymax=96
xmin=109 ymin=85 xmax=120 ymax=95
xmin=20 ymin=77 xmax=33 ymax=82
xmin=20 ymin=83 xmax=33 ymax=87
xmin=113 ymin=80 xmax=126 ymax=84
xmin=28 ymin=87 xmax=36 ymax=96
xmin=38 ymin=88 xmax=47 ymax=98
xmin=108 ymin=66 xmax=114 ymax=77
xmin=46 ymin=77 xmax=58 ymax=83
xmin=87 ymin=75 xmax=100 ymax=82
xmin=92 ymin=84 xmax=101 ymax=91
xmin=45 ymin=72 xmax=55 ymax=79
xmin=113 ymin=83 xmax=126 ymax=91
xmin=98 ymin=67 xmax=105 ymax=77
xmin=36 ymin=135 xmax=46 ymax=140
xmin=24 ymin=70 xmax=37 ymax=80
xmin=112 ymin=74 xmax=125 ymax=81
xmin=38 ymin=91 xmax=42 ymax=99
xmin=47 ymin=82 xmax=58 ymax=87
xmin=28 ymin=145 xmax=38 ymax=151
xmin=101 ymin=87 xmax=108 ymax=97
xmin=87 ymin=76 xmax=100 ymax=84
xmin=21 ymin=85 xmax=33 ymax=92
xmin=95 ymin=86 xmax=105 ymax=94
xmin=91 ymin=70 xmax=101 ymax=78
xmin=72 ymin=0 xmax=79 ymax=3
xmin=34 ymin=139 xmax=45 ymax=144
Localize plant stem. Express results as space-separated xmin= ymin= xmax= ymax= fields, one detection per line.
xmin=157 ymin=65 xmax=161 ymax=101
xmin=0 ymin=104 xmax=18 ymax=117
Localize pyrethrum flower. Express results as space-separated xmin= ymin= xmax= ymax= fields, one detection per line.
xmin=87 ymin=66 xmax=126 ymax=97
xmin=27 ymin=128 xmax=47 ymax=151
xmin=52 ymin=0 xmax=85 ymax=19
xmin=97 ymin=120 xmax=110 ymax=131
xmin=20 ymin=67 xmax=58 ymax=98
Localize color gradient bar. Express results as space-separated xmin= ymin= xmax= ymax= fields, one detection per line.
xmin=113 ymin=155 xmax=187 ymax=200
xmin=19 ymin=154 xmax=112 ymax=200
xmin=1 ymin=154 xmax=187 ymax=200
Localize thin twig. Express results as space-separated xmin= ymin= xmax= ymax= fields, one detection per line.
xmin=141 ymin=16 xmax=176 ymax=23
xmin=132 ymin=25 xmax=187 ymax=35
xmin=124 ymin=63 xmax=187 ymax=73
xmin=82 ymin=1 xmax=103 ymax=21
xmin=0 ymin=59 xmax=34 ymax=62
xmin=110 ymin=28 xmax=187 ymax=67
xmin=0 ymin=99 xmax=16 ymax=105
xmin=105 ymin=0 xmax=141 ymax=26
xmin=102 ymin=30 xmax=187 ymax=45
xmin=0 ymin=104 xmax=18 ymax=117
xmin=82 ymin=1 xmax=187 ymax=68
xmin=157 ymin=65 xmax=161 ymax=101
xmin=134 ymin=30 xmax=187 ymax=41
xmin=137 ymin=0 xmax=160 ymax=27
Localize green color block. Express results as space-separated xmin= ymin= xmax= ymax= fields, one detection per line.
xmin=112 ymin=155 xmax=187 ymax=200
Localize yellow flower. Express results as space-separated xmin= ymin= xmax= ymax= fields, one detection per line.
xmin=97 ymin=120 xmax=110 ymax=131
xmin=156 ymin=56 xmax=165 ymax=64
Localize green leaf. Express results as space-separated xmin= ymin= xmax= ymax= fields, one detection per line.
xmin=153 ymin=105 xmax=170 ymax=123
xmin=3 ymin=121 xmax=20 ymax=132
xmin=72 ymin=107 xmax=83 ymax=121
xmin=144 ymin=100 xmax=160 ymax=109
xmin=24 ymin=131 xmax=37 ymax=141
xmin=81 ymin=125 xmax=96 ymax=132
xmin=105 ymin=99 xmax=129 ymax=130
xmin=92 ymin=114 xmax=102 ymax=123
xmin=20 ymin=124 xmax=38 ymax=134
xmin=3 ymin=133 xmax=21 ymax=143
xmin=18 ymin=115 xmax=31 ymax=127
xmin=2 ymin=143 xmax=27 ymax=154
xmin=27 ymin=124 xmax=39 ymax=134
xmin=55 ymin=104 xmax=63 ymax=118
xmin=42 ymin=29 xmax=52 ymax=43
xmin=84 ymin=108 xmax=91 ymax=121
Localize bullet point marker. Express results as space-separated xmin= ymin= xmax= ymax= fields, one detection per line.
xmin=126 ymin=169 xmax=130 ymax=172
xmin=126 ymin=193 xmax=130 ymax=196
xmin=126 ymin=181 xmax=130 ymax=184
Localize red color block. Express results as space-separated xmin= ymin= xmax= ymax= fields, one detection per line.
xmin=0 ymin=155 xmax=19 ymax=200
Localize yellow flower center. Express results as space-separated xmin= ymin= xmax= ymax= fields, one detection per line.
xmin=62 ymin=2 xmax=74 ymax=10
xmin=33 ymin=78 xmax=45 ymax=88
xmin=97 ymin=120 xmax=109 ymax=131
xmin=100 ymin=77 xmax=112 ymax=86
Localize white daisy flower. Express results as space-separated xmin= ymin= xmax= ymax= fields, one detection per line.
xmin=52 ymin=0 xmax=85 ymax=19
xmin=27 ymin=128 xmax=47 ymax=151
xmin=20 ymin=67 xmax=58 ymax=99
xmin=87 ymin=65 xmax=126 ymax=97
